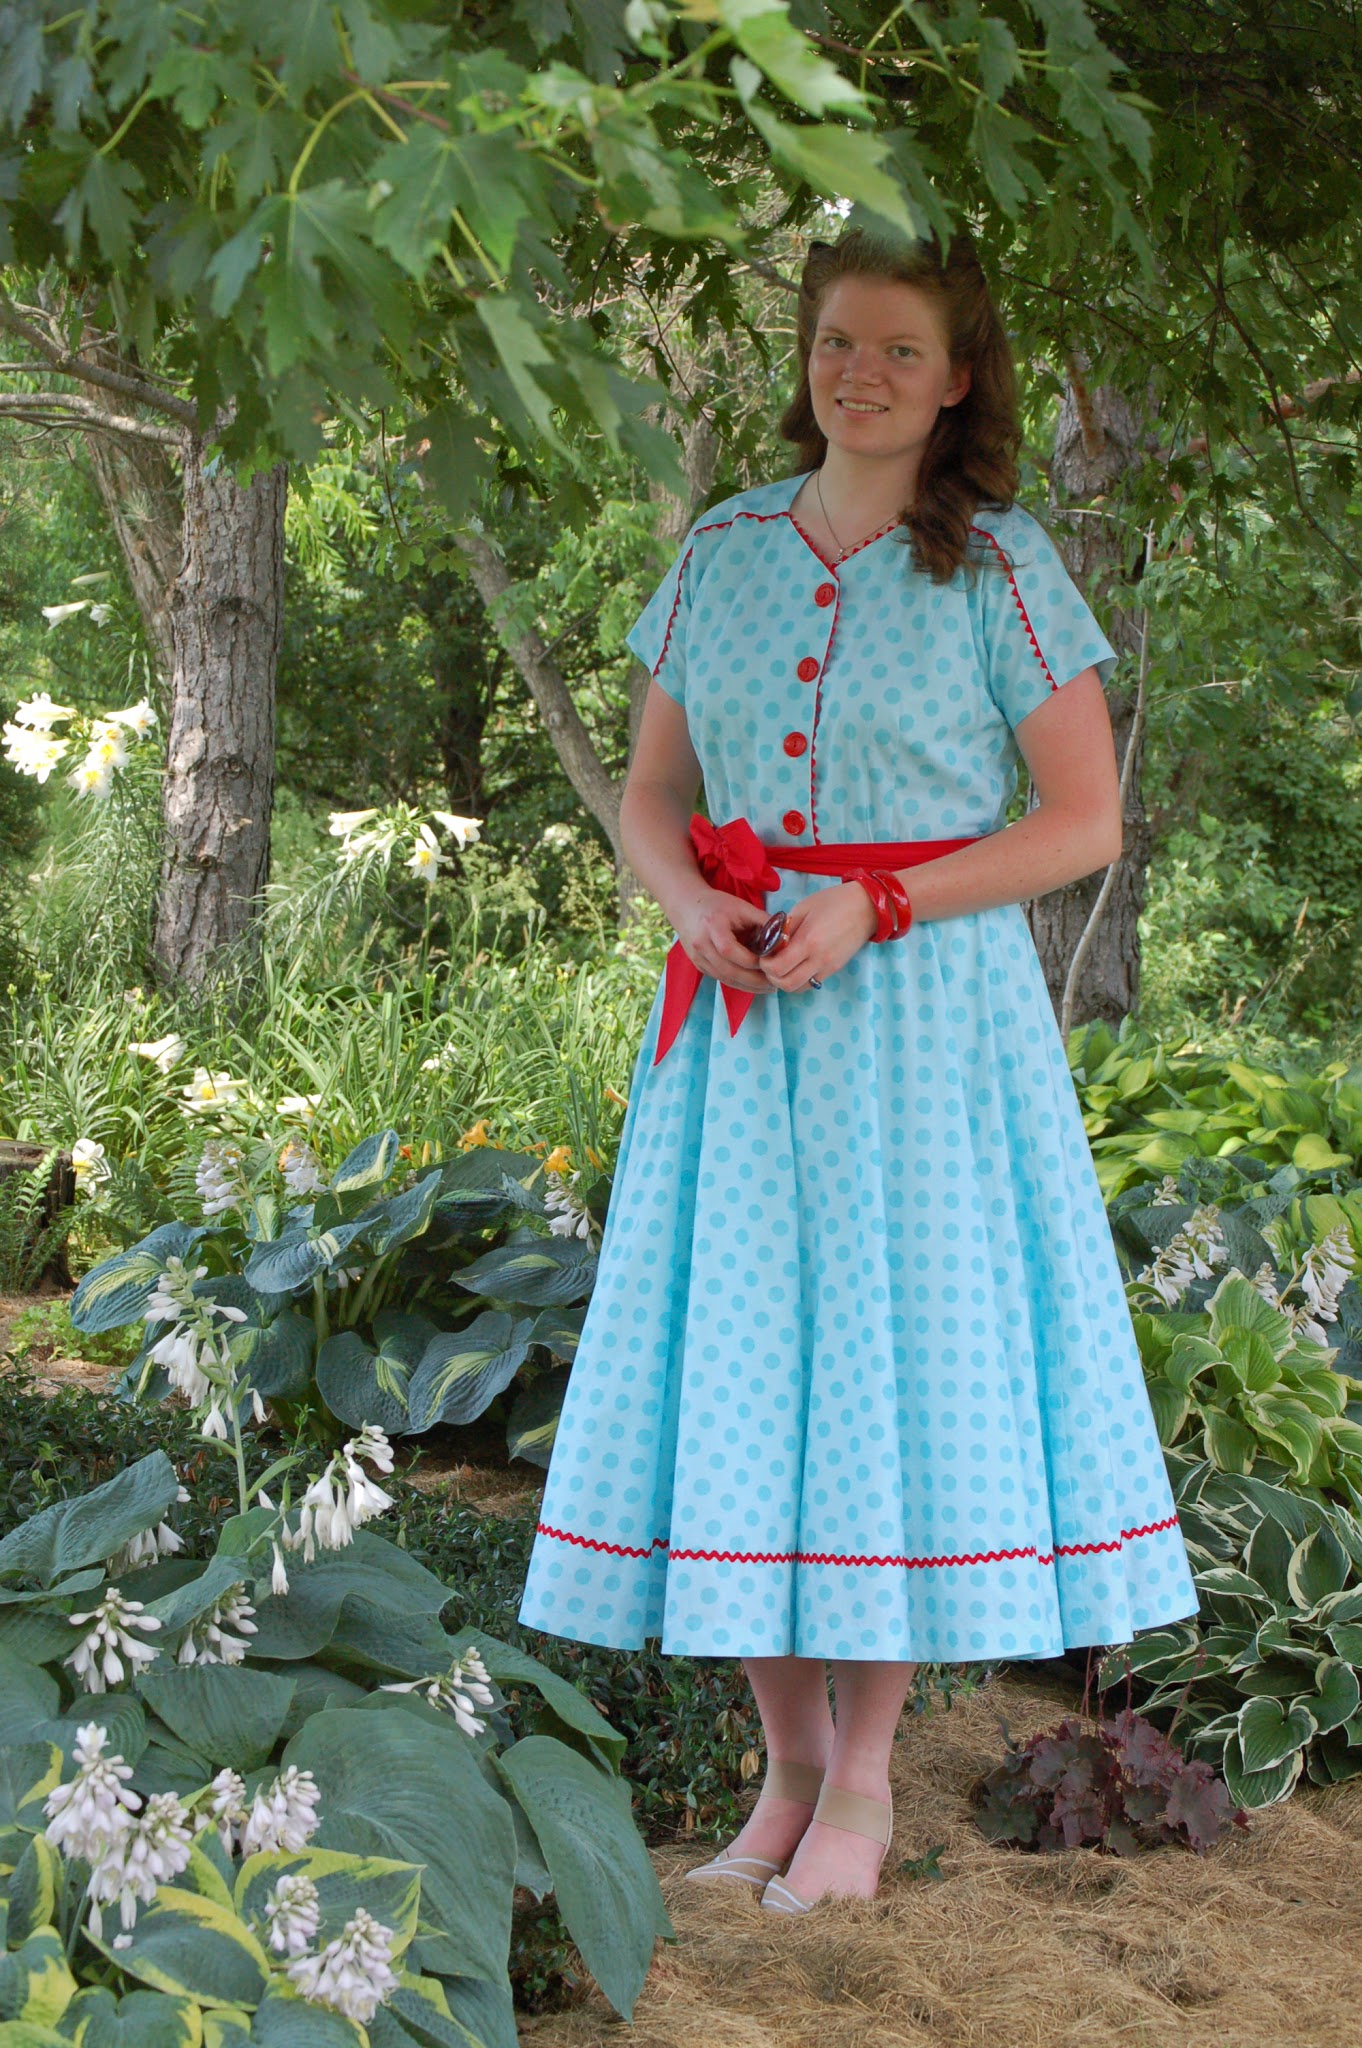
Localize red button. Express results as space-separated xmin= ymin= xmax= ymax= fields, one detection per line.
xmin=783 ymin=730 xmax=807 ymax=757
xmin=782 ymin=809 xmax=806 ymax=835
xmin=815 ymin=582 xmax=836 ymax=607
xmin=796 ymin=656 xmax=819 ymax=682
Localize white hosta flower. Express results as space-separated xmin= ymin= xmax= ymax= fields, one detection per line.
xmin=110 ymin=698 xmax=157 ymax=733
xmin=1136 ymin=1204 xmax=1229 ymax=1306
xmin=176 ymin=1586 xmax=256 ymax=1667
xmin=544 ymin=1170 xmax=594 ymax=1241
xmin=43 ymin=1724 xmax=140 ymax=1862
xmin=1247 ymin=1260 xmax=1282 ymax=1306
xmin=270 ymin=1542 xmax=290 ymax=1598
xmin=348 ymin=1424 xmax=395 ymax=1476
xmin=128 ymin=1033 xmax=186 ymax=1073
xmin=1149 ymin=1174 xmax=1183 ymax=1206
xmin=279 ymin=1133 xmax=326 ymax=1195
xmin=147 ymin=1326 xmax=214 ymax=1407
xmin=106 ymin=1521 xmax=184 ymax=1574
xmin=71 ymin=1138 xmax=112 ymax=1194
xmin=66 ymin=1590 xmax=162 ymax=1694
xmin=197 ymin=1768 xmax=248 ymax=1855
xmin=286 ymin=1906 xmax=400 ymax=2025
xmin=87 ymin=1791 xmax=194 ymax=1935
xmin=3 ymin=721 xmax=70 ymax=781
xmin=196 ymin=1139 xmax=247 ymax=1218
xmin=276 ymin=1093 xmax=322 ymax=1123
xmin=42 ymin=600 xmax=92 ymax=626
xmin=431 ymin=810 xmax=482 ymax=847
xmin=1294 ymin=1225 xmax=1356 ymax=1344
xmin=181 ymin=1068 xmax=247 ymax=1116
xmin=13 ymin=690 xmax=76 ymax=729
xmin=144 ymin=1255 xmax=209 ymax=1325
xmin=265 ymin=1870 xmax=321 ymax=1956
xmin=383 ymin=1646 xmax=495 ymax=1737
xmin=67 ymin=754 xmax=116 ymax=799
xmin=239 ymin=1766 xmax=321 ymax=1858
xmin=406 ymin=823 xmax=444 ymax=880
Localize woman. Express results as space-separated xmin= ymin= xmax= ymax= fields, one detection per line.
xmin=517 ymin=225 xmax=1199 ymax=1915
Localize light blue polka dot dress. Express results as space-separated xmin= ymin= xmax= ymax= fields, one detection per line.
xmin=517 ymin=469 xmax=1201 ymax=1664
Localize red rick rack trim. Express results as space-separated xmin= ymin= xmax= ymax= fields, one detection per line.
xmin=646 ymin=508 xmax=791 ymax=682
xmin=970 ymin=523 xmax=1058 ymax=691
xmin=535 ymin=1512 xmax=1182 ymax=1570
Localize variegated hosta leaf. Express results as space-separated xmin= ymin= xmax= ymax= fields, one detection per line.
xmin=453 ymin=1232 xmax=597 ymax=1308
xmin=330 ymin=1129 xmax=401 ymax=1195
xmin=505 ymin=1366 xmax=570 ymax=1470
xmin=59 ymin=1984 xmax=205 ymax=2048
xmin=68 ymin=1223 xmax=207 ymax=1335
xmin=406 ymin=1313 xmax=533 ymax=1432
xmin=0 ymin=1924 xmax=78 ymax=2027
xmin=85 ymin=1889 xmax=270 ymax=2010
xmin=234 ymin=1846 xmax=421 ymax=1960
xmin=315 ymin=1327 xmax=418 ymax=1436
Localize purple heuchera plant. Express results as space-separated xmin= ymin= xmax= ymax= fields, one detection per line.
xmin=972 ymin=1707 xmax=1250 ymax=1856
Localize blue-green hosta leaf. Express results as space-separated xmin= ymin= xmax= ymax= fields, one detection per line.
xmin=34 ymin=1691 xmax=148 ymax=1772
xmin=331 ymin=1130 xmax=401 ymax=1196
xmin=406 ymin=1314 xmax=533 ymax=1432
xmin=455 ymin=1233 xmax=596 ymax=1308
xmin=350 ymin=1172 xmax=442 ymax=1258
xmin=315 ymin=1328 xmax=415 ymax=1437
xmin=494 ymin=1736 xmax=669 ymax=2020
xmin=86 ymin=1889 xmax=269 ymax=2009
xmin=0 ymin=1925 xmax=77 ymax=2027
xmin=136 ymin=1667 xmax=296 ymax=1778
xmin=0 ymin=1651 xmax=60 ymax=1750
xmin=68 ymin=1226 xmax=206 ymax=1334
xmin=235 ymin=1846 xmax=421 ymax=1960
xmin=242 ymin=1215 xmax=371 ymax=1295
xmin=248 ymin=1981 xmax=366 ymax=2045
xmin=246 ymin=1534 xmax=450 ymax=1664
xmin=0 ymin=1743 xmax=62 ymax=1869
xmin=284 ymin=1706 xmax=517 ymax=1986
xmin=201 ymin=2004 xmax=254 ymax=2048
xmin=50 ymin=1985 xmax=203 ymax=2048
xmin=451 ymin=1629 xmax=625 ymax=1769
xmin=526 ymin=1305 xmax=585 ymax=1359
xmin=0 ymin=1451 xmax=182 ymax=1589
xmin=375 ymin=1971 xmax=487 ymax=2048
xmin=505 ymin=1367 xmax=570 ymax=1470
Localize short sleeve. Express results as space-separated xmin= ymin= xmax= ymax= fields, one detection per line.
xmin=623 ymin=526 xmax=699 ymax=708
xmin=973 ymin=510 xmax=1118 ymax=733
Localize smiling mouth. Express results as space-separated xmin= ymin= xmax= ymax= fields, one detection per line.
xmin=837 ymin=398 xmax=888 ymax=414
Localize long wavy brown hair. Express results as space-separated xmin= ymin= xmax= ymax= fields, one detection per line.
xmin=778 ymin=226 xmax=1021 ymax=584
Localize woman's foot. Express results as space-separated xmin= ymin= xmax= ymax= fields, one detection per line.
xmin=685 ymin=1757 xmax=827 ymax=1885
xmin=770 ymin=1786 xmax=892 ymax=1904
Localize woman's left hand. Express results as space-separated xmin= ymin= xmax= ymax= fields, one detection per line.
xmin=757 ymin=881 xmax=880 ymax=992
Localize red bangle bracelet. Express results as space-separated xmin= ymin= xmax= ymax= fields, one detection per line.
xmin=843 ymin=869 xmax=895 ymax=944
xmin=876 ymin=869 xmax=914 ymax=940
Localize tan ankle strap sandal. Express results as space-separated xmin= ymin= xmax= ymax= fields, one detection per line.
xmin=683 ymin=1758 xmax=827 ymax=1890
xmin=759 ymin=1784 xmax=894 ymax=1916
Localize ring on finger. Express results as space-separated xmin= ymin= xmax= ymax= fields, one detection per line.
xmin=808 ymin=974 xmax=822 ymax=989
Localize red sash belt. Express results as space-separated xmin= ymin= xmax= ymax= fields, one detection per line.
xmin=654 ymin=813 xmax=983 ymax=1065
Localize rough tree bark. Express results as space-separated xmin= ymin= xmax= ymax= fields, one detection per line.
xmin=1031 ymin=360 xmax=1158 ymax=1031
xmin=153 ymin=413 xmax=286 ymax=987
xmin=0 ymin=285 xmax=287 ymax=992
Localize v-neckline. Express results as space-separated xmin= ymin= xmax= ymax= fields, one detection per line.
xmin=781 ymin=469 xmax=907 ymax=573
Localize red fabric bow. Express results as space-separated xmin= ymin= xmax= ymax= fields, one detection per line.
xmin=654 ymin=814 xmax=780 ymax=1065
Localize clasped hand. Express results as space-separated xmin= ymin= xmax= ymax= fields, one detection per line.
xmin=673 ymin=882 xmax=880 ymax=996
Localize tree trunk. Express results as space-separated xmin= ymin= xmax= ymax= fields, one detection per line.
xmin=83 ymin=429 xmax=182 ymax=679
xmin=151 ymin=415 xmax=287 ymax=990
xmin=1030 ymin=365 xmax=1156 ymax=1031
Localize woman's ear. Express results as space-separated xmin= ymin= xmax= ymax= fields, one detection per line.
xmin=941 ymin=363 xmax=972 ymax=408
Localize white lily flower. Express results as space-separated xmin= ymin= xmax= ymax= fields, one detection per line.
xmin=265 ymin=1870 xmax=321 ymax=1956
xmin=328 ymin=808 xmax=381 ymax=837
xmin=12 ymin=690 xmax=76 ymax=729
xmin=71 ymin=1138 xmax=112 ymax=1194
xmin=286 ymin=1906 xmax=400 ymax=2024
xmin=42 ymin=600 xmax=91 ymax=626
xmin=110 ymin=698 xmax=157 ymax=733
xmin=430 ymin=810 xmax=482 ymax=847
xmin=3 ymin=724 xmax=69 ymax=781
xmin=276 ymin=1092 xmax=322 ymax=1122
xmin=65 ymin=1590 xmax=162 ymax=1694
xmin=128 ymin=1033 xmax=186 ymax=1073
xmin=89 ymin=603 xmax=112 ymax=625
xmin=406 ymin=831 xmax=443 ymax=879
xmin=181 ymin=1068 xmax=246 ymax=1115
xmin=44 ymin=1724 xmax=141 ymax=1862
xmin=66 ymin=754 xmax=115 ymax=799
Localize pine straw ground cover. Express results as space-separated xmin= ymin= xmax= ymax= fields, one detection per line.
xmin=520 ymin=1661 xmax=1362 ymax=2048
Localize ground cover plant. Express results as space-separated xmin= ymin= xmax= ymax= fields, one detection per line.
xmin=0 ymin=1397 xmax=672 ymax=2046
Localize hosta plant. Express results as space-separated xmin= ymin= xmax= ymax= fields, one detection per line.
xmin=1067 ymin=1016 xmax=1362 ymax=1201
xmin=0 ymin=1445 xmax=671 ymax=2045
xmin=1114 ymin=1168 xmax=1362 ymax=1494
xmin=67 ymin=1127 xmax=606 ymax=1459
xmin=1096 ymin=1448 xmax=1362 ymax=1811
xmin=970 ymin=1704 xmax=1247 ymax=1856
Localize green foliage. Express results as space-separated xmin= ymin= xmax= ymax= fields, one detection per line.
xmin=971 ymin=1704 xmax=1248 ymax=1855
xmin=0 ymin=1153 xmax=76 ymax=1296
xmin=1097 ymin=1450 xmax=1362 ymax=1810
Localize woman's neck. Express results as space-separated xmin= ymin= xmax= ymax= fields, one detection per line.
xmin=816 ymin=446 xmax=920 ymax=526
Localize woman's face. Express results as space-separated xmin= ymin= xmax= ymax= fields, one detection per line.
xmin=807 ymin=275 xmax=971 ymax=464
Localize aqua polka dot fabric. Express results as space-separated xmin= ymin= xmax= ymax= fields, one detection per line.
xmin=516 ymin=470 xmax=1201 ymax=1663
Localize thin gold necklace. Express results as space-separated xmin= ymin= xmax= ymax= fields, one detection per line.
xmin=815 ymin=468 xmax=896 ymax=563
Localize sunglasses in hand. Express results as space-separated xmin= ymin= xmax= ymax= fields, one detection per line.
xmin=740 ymin=910 xmax=789 ymax=958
